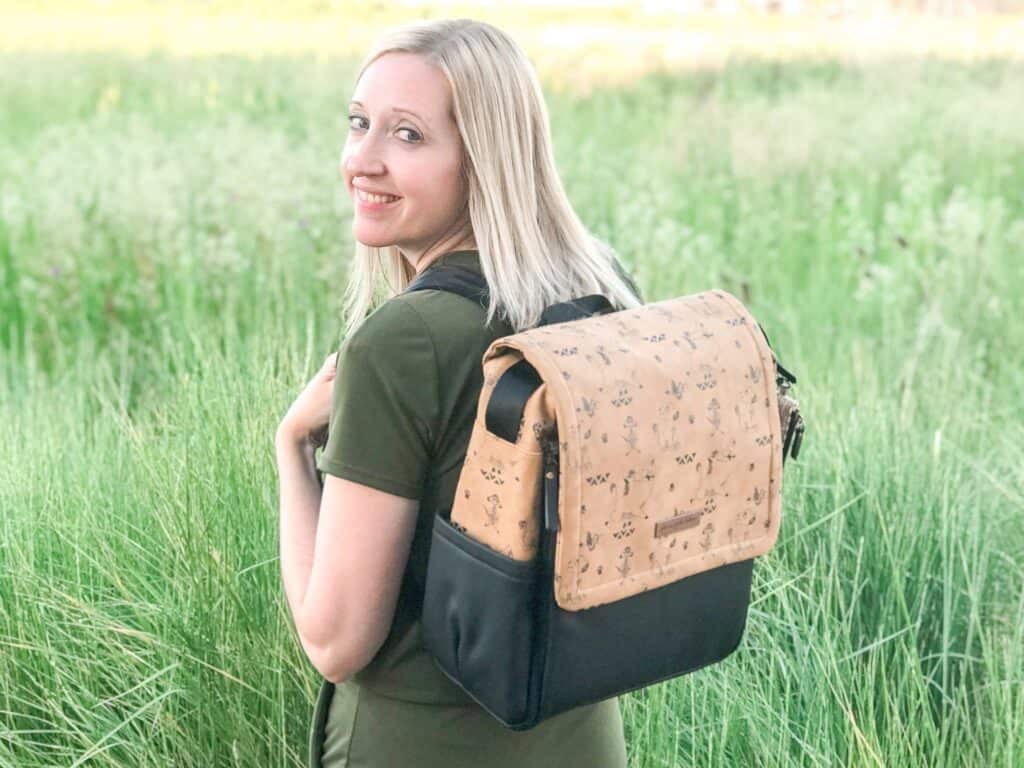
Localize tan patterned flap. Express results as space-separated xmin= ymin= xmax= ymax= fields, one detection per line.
xmin=452 ymin=289 xmax=784 ymax=612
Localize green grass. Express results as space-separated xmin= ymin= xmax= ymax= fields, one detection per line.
xmin=1 ymin=50 xmax=1022 ymax=766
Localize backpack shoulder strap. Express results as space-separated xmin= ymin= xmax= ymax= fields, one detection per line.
xmin=539 ymin=296 xmax=616 ymax=325
xmin=404 ymin=264 xmax=617 ymax=444
xmin=405 ymin=264 xmax=618 ymax=327
xmin=405 ymin=264 xmax=491 ymax=309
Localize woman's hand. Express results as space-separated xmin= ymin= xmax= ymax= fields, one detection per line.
xmin=277 ymin=351 xmax=339 ymax=451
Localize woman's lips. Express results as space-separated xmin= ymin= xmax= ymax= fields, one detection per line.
xmin=355 ymin=188 xmax=402 ymax=212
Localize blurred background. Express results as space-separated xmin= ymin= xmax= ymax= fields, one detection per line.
xmin=1 ymin=2 xmax=1022 ymax=767
xmin=4 ymin=1 xmax=1024 ymax=86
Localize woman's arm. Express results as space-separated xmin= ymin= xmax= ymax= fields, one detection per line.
xmin=276 ymin=425 xmax=420 ymax=684
xmin=278 ymin=304 xmax=436 ymax=682
xmin=275 ymin=429 xmax=337 ymax=676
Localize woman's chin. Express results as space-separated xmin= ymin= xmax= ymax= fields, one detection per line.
xmin=353 ymin=228 xmax=394 ymax=249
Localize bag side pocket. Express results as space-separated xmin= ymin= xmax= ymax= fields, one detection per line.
xmin=422 ymin=513 xmax=540 ymax=729
xmin=451 ymin=426 xmax=544 ymax=561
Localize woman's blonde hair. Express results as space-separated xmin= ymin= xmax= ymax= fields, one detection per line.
xmin=340 ymin=17 xmax=643 ymax=342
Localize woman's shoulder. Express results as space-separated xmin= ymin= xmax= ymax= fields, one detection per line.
xmin=393 ymin=288 xmax=498 ymax=339
xmin=347 ymin=295 xmax=432 ymax=348
xmin=343 ymin=290 xmax=489 ymax=365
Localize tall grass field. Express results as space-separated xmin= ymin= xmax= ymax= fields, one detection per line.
xmin=1 ymin=49 xmax=1022 ymax=766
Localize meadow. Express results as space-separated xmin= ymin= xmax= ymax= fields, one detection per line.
xmin=1 ymin=42 xmax=1023 ymax=767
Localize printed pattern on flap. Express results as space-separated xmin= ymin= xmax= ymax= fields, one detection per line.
xmin=452 ymin=289 xmax=783 ymax=612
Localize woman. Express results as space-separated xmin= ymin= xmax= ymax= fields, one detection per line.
xmin=275 ymin=18 xmax=644 ymax=768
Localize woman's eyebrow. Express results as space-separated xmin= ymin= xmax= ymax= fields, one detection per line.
xmin=349 ymin=100 xmax=429 ymax=126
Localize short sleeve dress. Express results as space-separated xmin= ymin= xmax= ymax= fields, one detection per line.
xmin=308 ymin=250 xmax=639 ymax=768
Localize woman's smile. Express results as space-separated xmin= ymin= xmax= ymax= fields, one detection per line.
xmin=355 ymin=187 xmax=403 ymax=211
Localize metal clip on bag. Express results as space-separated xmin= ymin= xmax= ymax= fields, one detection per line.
xmin=406 ymin=265 xmax=804 ymax=731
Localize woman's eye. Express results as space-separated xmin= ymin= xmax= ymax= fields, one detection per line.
xmin=347 ymin=115 xmax=420 ymax=143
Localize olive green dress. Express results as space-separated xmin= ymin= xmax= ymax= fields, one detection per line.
xmin=309 ymin=250 xmax=639 ymax=768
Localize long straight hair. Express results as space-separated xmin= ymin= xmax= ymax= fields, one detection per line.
xmin=340 ymin=18 xmax=643 ymax=343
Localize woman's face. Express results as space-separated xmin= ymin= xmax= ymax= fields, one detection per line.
xmin=341 ymin=52 xmax=470 ymax=267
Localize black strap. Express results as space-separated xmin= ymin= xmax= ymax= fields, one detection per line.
xmin=486 ymin=359 xmax=543 ymax=442
xmin=405 ymin=264 xmax=492 ymax=310
xmin=756 ymin=323 xmax=798 ymax=386
xmin=404 ymin=263 xmax=617 ymax=442
xmin=406 ymin=264 xmax=617 ymax=327
xmin=538 ymin=295 xmax=616 ymax=325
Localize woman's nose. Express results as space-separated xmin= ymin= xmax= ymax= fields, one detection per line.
xmin=342 ymin=134 xmax=386 ymax=178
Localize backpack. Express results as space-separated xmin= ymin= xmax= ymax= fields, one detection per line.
xmin=404 ymin=261 xmax=804 ymax=730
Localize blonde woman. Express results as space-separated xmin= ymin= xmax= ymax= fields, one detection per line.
xmin=275 ymin=18 xmax=643 ymax=768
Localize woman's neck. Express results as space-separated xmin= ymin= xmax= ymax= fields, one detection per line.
xmin=409 ymin=235 xmax=478 ymax=276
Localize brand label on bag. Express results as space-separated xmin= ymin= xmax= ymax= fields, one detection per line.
xmin=654 ymin=509 xmax=702 ymax=538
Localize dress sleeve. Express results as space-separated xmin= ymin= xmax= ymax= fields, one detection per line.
xmin=315 ymin=299 xmax=439 ymax=500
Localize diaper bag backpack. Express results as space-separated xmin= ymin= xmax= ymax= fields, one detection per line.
xmin=405 ymin=260 xmax=804 ymax=731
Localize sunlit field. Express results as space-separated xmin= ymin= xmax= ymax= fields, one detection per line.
xmin=1 ymin=7 xmax=1023 ymax=766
